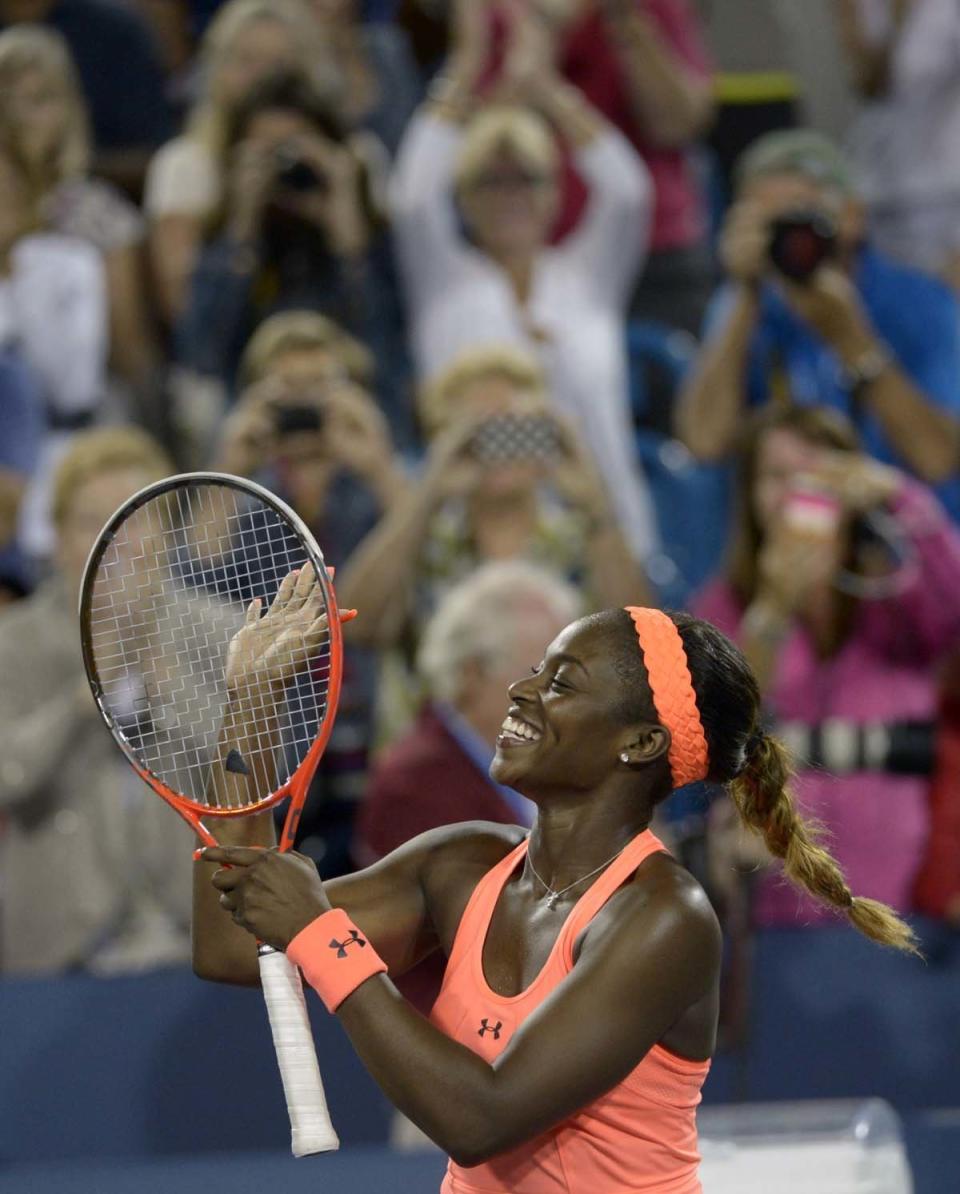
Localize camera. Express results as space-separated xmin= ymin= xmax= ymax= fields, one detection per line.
xmin=273 ymin=403 xmax=324 ymax=436
xmin=768 ymin=209 xmax=837 ymax=283
xmin=274 ymin=145 xmax=326 ymax=194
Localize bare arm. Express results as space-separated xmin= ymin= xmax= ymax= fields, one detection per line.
xmin=207 ymin=845 xmax=720 ymax=1166
xmin=601 ymin=0 xmax=715 ymax=146
xmin=104 ymin=242 xmax=160 ymax=388
xmin=149 ymin=213 xmax=205 ymax=325
xmin=675 ymin=283 xmax=760 ymax=460
xmin=336 ymin=416 xmax=483 ymax=648
xmin=834 ymin=0 xmax=910 ymax=98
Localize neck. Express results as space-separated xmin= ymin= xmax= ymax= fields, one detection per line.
xmin=524 ymin=787 xmax=655 ymax=892
xmin=487 ymin=249 xmax=536 ymax=303
xmin=470 ymin=489 xmax=538 ymax=559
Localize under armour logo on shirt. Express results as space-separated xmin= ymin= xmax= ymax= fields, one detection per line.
xmin=329 ymin=929 xmax=367 ymax=958
xmin=478 ymin=1018 xmax=502 ymax=1040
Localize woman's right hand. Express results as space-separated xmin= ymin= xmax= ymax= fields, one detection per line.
xmin=226 ymin=139 xmax=276 ymax=243
xmin=422 ymin=411 xmax=489 ymax=501
xmin=719 ymin=199 xmax=770 ymax=285
xmin=755 ymin=517 xmax=843 ymax=618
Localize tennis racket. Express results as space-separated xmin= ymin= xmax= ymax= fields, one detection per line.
xmin=78 ymin=471 xmax=344 ymax=1157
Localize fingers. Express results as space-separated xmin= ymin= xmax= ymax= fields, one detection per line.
xmin=271 ymin=568 xmax=300 ymax=613
xmin=244 ymin=597 xmax=262 ymax=627
xmin=201 ymin=845 xmax=269 ymax=867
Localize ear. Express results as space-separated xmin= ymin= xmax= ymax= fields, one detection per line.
xmin=618 ymin=723 xmax=671 ymax=767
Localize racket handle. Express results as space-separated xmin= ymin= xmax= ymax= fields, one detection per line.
xmin=258 ymin=945 xmax=341 ymax=1157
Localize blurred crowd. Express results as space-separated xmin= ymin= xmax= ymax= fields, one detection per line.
xmin=1 ymin=0 xmax=960 ymax=984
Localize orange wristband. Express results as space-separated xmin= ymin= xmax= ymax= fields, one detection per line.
xmin=286 ymin=908 xmax=387 ymax=1013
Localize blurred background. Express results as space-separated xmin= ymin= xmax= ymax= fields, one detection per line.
xmin=0 ymin=0 xmax=959 ymax=1190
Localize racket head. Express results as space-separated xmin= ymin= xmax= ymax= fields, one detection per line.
xmin=78 ymin=471 xmax=343 ymax=831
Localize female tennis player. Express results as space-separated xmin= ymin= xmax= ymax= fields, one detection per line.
xmin=198 ymin=600 xmax=917 ymax=1193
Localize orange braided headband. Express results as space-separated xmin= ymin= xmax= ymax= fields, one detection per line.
xmin=624 ymin=607 xmax=710 ymax=788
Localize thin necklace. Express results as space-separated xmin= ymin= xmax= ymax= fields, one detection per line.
xmin=526 ymin=844 xmax=628 ymax=909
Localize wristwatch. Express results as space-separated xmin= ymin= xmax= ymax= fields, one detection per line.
xmin=840 ymin=343 xmax=893 ymax=401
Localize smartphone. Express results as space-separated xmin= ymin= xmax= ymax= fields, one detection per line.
xmin=273 ymin=403 xmax=324 ymax=436
xmin=469 ymin=413 xmax=565 ymax=466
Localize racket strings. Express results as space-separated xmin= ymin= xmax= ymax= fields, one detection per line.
xmin=87 ymin=482 xmax=332 ymax=812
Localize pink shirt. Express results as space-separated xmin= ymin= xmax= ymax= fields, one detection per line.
xmin=693 ymin=479 xmax=960 ymax=923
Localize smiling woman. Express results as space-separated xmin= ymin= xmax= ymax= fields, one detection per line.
xmin=195 ymin=604 xmax=918 ymax=1193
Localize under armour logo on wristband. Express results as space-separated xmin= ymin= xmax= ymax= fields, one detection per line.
xmin=329 ymin=929 xmax=367 ymax=958
xmin=478 ymin=1019 xmax=502 ymax=1040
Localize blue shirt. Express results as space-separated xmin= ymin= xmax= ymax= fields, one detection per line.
xmin=434 ymin=703 xmax=536 ymax=828
xmin=705 ymin=246 xmax=960 ymax=518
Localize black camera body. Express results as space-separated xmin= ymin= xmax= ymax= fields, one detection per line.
xmin=274 ymin=145 xmax=326 ymax=194
xmin=273 ymin=403 xmax=324 ymax=436
xmin=768 ymin=209 xmax=838 ymax=283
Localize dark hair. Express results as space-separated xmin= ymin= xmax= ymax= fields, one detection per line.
xmin=596 ymin=608 xmax=919 ymax=955
xmin=727 ymin=404 xmax=861 ymax=607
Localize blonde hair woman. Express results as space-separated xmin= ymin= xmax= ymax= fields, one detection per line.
xmin=390 ymin=0 xmax=657 ymax=564
xmin=0 ymin=26 xmax=156 ymax=392
xmin=144 ymin=0 xmax=331 ymax=322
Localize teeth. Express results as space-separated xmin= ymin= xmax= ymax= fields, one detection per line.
xmin=501 ymin=715 xmax=541 ymax=742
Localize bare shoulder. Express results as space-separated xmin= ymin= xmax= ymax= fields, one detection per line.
xmin=578 ymin=851 xmax=722 ymax=971
xmin=418 ymin=821 xmax=526 ymax=883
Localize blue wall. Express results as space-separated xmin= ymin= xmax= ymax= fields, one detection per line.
xmin=2 ymin=924 xmax=958 ymax=1188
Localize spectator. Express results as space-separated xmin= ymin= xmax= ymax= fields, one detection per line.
xmin=676 ymin=128 xmax=960 ymax=519
xmin=837 ymin=0 xmax=960 ymax=288
xmin=353 ymin=559 xmax=580 ymax=1013
xmin=210 ymin=370 xmax=411 ymax=873
xmin=0 ymin=350 xmax=43 ymax=602
xmin=0 ymin=427 xmax=194 ymax=976
xmin=0 ymin=0 xmax=173 ymax=193
xmin=145 ymin=0 xmax=333 ymax=323
xmin=239 ymin=308 xmax=376 ymax=393
xmin=306 ymin=0 xmax=422 ymax=157
xmin=527 ymin=0 xmax=716 ymax=338
xmin=694 ymin=404 xmax=960 ymax=926
xmin=174 ymin=68 xmax=410 ymax=435
xmin=338 ymin=346 xmax=652 ymax=742
xmin=238 ymin=309 xmax=417 ymax=455
xmin=391 ymin=0 xmax=658 ymax=561
xmin=0 ymin=141 xmax=107 ymax=561
xmin=0 ymin=26 xmax=159 ymax=400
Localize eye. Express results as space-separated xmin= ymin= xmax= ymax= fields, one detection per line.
xmin=549 ymin=674 xmax=571 ymax=693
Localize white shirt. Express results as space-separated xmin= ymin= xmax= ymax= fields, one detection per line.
xmin=847 ymin=0 xmax=960 ymax=268
xmin=144 ymin=135 xmax=220 ymax=219
xmin=0 ymin=234 xmax=108 ymax=559
xmin=390 ymin=113 xmax=659 ymax=561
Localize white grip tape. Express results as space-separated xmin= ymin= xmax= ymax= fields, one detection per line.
xmin=258 ymin=945 xmax=340 ymax=1157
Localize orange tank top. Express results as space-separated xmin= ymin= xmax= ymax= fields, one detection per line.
xmin=430 ymin=828 xmax=710 ymax=1194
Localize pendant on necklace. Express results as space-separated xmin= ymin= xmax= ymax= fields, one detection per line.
xmin=547 ymin=893 xmax=559 ymax=909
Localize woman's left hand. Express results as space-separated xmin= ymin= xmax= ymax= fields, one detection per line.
xmin=285 ymin=132 xmax=370 ymax=257
xmin=204 ymin=845 xmax=330 ymax=951
xmin=806 ymin=450 xmax=902 ymax=514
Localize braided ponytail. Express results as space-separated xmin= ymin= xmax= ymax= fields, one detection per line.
xmin=730 ymin=733 xmax=920 ymax=955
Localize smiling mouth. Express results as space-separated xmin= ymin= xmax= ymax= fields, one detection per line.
xmin=497 ymin=714 xmax=542 ymax=747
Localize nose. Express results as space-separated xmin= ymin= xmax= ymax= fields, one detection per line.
xmin=507 ymin=670 xmax=538 ymax=704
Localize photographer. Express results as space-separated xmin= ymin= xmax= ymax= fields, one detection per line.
xmin=337 ymin=346 xmax=651 ymax=742
xmin=693 ymin=403 xmax=960 ymax=925
xmin=676 ymin=129 xmax=960 ymax=519
xmin=209 ymin=372 xmax=410 ymax=873
xmin=174 ymin=68 xmax=409 ymax=425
